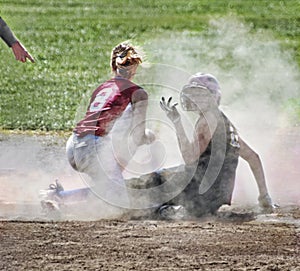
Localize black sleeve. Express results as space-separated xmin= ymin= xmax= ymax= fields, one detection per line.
xmin=0 ymin=17 xmax=18 ymax=47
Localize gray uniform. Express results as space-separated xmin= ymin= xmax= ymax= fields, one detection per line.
xmin=128 ymin=112 xmax=240 ymax=218
xmin=169 ymin=112 xmax=240 ymax=217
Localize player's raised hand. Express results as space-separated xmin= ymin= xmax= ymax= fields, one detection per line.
xmin=160 ymin=96 xmax=181 ymax=124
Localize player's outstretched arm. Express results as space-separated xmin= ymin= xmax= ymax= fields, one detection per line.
xmin=160 ymin=96 xmax=195 ymax=164
xmin=131 ymin=89 xmax=155 ymax=146
xmin=238 ymin=137 xmax=274 ymax=210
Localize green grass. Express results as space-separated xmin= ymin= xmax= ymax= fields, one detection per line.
xmin=1 ymin=0 xmax=300 ymax=131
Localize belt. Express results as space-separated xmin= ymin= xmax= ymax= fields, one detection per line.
xmin=74 ymin=133 xmax=100 ymax=140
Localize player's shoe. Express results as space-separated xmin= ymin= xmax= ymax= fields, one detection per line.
xmin=39 ymin=179 xmax=64 ymax=215
xmin=158 ymin=204 xmax=187 ymax=220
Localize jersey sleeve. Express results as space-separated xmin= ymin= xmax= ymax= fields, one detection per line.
xmin=0 ymin=17 xmax=18 ymax=47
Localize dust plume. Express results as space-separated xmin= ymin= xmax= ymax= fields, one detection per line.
xmin=1 ymin=16 xmax=299 ymax=221
xmin=0 ymin=134 xmax=72 ymax=219
xmin=137 ymin=16 xmax=300 ymax=206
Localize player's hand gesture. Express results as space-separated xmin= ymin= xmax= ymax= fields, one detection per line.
xmin=160 ymin=96 xmax=181 ymax=124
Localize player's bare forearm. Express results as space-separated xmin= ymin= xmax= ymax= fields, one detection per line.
xmin=131 ymin=89 xmax=149 ymax=146
xmin=239 ymin=137 xmax=274 ymax=209
xmin=239 ymin=138 xmax=269 ymax=196
xmin=173 ymin=119 xmax=199 ymax=165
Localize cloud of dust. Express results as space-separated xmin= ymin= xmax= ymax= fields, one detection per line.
xmin=0 ymin=134 xmax=77 ymax=219
xmin=137 ymin=16 xmax=300 ymax=206
xmin=2 ymin=15 xmax=299 ymax=222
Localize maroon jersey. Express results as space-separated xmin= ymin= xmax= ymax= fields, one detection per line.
xmin=74 ymin=77 xmax=141 ymax=137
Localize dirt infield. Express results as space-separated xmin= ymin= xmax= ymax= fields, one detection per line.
xmin=0 ymin=132 xmax=299 ymax=270
xmin=1 ymin=208 xmax=300 ymax=271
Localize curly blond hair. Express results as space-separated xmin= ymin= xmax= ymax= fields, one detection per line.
xmin=110 ymin=42 xmax=143 ymax=75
